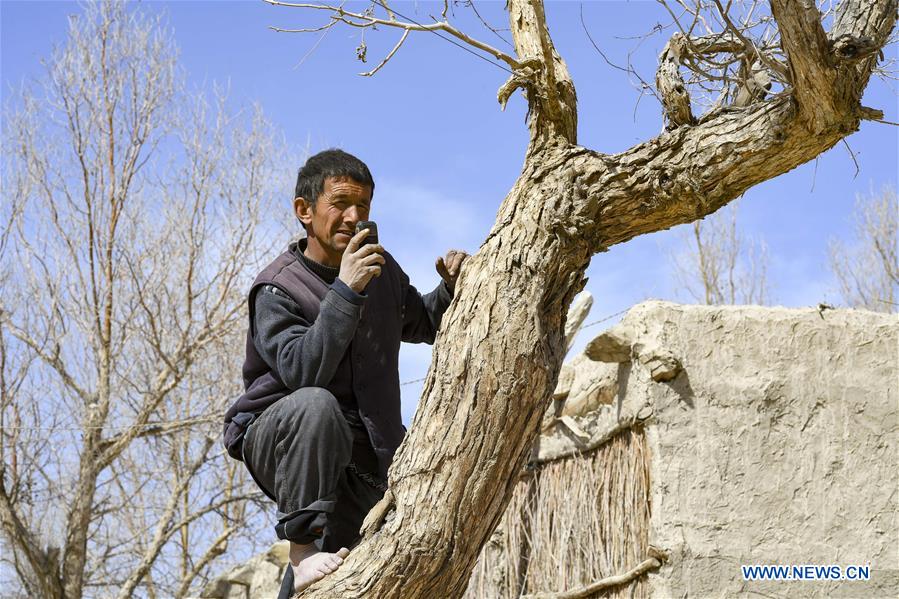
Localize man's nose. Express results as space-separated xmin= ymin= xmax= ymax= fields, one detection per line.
xmin=344 ymin=205 xmax=362 ymax=222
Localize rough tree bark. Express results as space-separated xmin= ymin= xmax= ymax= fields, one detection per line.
xmin=292 ymin=1 xmax=896 ymax=596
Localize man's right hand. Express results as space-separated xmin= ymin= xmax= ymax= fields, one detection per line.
xmin=339 ymin=228 xmax=385 ymax=293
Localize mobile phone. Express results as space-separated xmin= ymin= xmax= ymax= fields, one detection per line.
xmin=355 ymin=221 xmax=378 ymax=246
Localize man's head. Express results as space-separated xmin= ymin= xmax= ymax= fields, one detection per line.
xmin=294 ymin=149 xmax=375 ymax=266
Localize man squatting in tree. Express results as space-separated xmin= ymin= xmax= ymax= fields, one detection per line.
xmin=222 ymin=149 xmax=468 ymax=595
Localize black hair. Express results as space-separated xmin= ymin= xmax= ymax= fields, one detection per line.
xmin=294 ymin=149 xmax=375 ymax=230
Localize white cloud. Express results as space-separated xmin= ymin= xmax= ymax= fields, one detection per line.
xmin=371 ymin=178 xmax=488 ymax=291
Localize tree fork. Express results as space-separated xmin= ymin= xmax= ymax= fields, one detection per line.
xmin=296 ymin=1 xmax=896 ymax=596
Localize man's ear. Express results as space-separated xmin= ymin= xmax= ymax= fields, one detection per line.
xmin=294 ymin=197 xmax=313 ymax=229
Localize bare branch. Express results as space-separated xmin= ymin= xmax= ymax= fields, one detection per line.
xmin=713 ymin=0 xmax=788 ymax=82
xmin=360 ymin=29 xmax=409 ymax=76
xmin=173 ymin=524 xmax=238 ymax=599
xmin=0 ymin=472 xmax=63 ymax=599
xmin=114 ymin=437 xmax=214 ymax=599
xmin=520 ymin=549 xmax=668 ymax=599
xmin=270 ymin=18 xmax=338 ymax=34
xmin=829 ymin=186 xmax=898 ymax=312
xmin=467 ymin=0 xmax=514 ymax=49
xmin=0 ymin=318 xmax=92 ymax=404
xmin=264 ymin=0 xmax=522 ymax=69
xmin=579 ymin=5 xmax=661 ymax=115
xmin=670 ymin=201 xmax=772 ymax=305
xmin=96 ymin=417 xmax=218 ymax=455
xmin=657 ymin=33 xmax=696 ymax=128
xmin=507 ymin=0 xmax=577 ymax=143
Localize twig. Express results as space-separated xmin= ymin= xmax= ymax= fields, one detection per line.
xmin=467 ymin=0 xmax=513 ymax=48
xmin=288 ymin=12 xmax=340 ymax=70
xmin=526 ymin=411 xmax=649 ymax=471
xmin=810 ymin=156 xmax=819 ymax=193
xmin=263 ymin=0 xmax=520 ymax=71
xmin=579 ymin=4 xmax=660 ymax=107
xmin=520 ymin=551 xmax=667 ymax=599
xmin=361 ymin=29 xmax=409 ymax=76
xmin=269 ymin=19 xmax=337 ymax=34
xmin=712 ymin=0 xmax=789 ymax=82
xmin=842 ymin=138 xmax=860 ymax=179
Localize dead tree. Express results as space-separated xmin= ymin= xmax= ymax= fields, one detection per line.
xmin=670 ymin=202 xmax=772 ymax=305
xmin=829 ymin=185 xmax=898 ymax=311
xmin=265 ymin=1 xmax=896 ymax=596
xmin=0 ymin=3 xmax=289 ymax=597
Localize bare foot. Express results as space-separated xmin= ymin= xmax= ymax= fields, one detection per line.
xmin=289 ymin=543 xmax=350 ymax=593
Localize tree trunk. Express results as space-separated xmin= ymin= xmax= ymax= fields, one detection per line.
xmin=301 ymin=142 xmax=587 ymax=597
xmin=300 ymin=1 xmax=896 ymax=597
xmin=63 ymin=448 xmax=101 ymax=598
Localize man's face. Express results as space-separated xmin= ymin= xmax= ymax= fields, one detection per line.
xmin=295 ymin=176 xmax=373 ymax=265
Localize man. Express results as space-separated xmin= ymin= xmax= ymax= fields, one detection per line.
xmin=222 ymin=149 xmax=467 ymax=595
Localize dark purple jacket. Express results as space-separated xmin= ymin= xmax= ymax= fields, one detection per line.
xmin=223 ymin=239 xmax=453 ymax=478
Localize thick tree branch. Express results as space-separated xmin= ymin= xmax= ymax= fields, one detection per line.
xmin=833 ymin=0 xmax=897 ymax=95
xmin=571 ymin=96 xmax=863 ymax=252
xmin=593 ymin=0 xmax=897 ymax=248
xmin=657 ymin=33 xmax=696 ymax=129
xmin=507 ymin=0 xmax=577 ymax=145
xmin=770 ymin=0 xmax=837 ymax=132
xmin=770 ymin=0 xmax=896 ymax=133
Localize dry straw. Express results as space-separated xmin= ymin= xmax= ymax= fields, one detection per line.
xmin=465 ymin=428 xmax=652 ymax=598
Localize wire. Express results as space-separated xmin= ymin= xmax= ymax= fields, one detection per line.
xmin=579 ymin=308 xmax=630 ymax=329
xmin=2 ymin=305 xmax=633 ymax=432
xmin=2 ymin=422 xmax=218 ymax=431
xmin=366 ymin=0 xmax=514 ymax=75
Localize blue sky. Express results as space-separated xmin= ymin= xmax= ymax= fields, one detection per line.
xmin=3 ymin=0 xmax=897 ymax=424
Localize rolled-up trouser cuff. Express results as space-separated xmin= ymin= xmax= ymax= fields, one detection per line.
xmin=275 ymin=512 xmax=322 ymax=544
xmin=275 ymin=498 xmax=337 ymax=543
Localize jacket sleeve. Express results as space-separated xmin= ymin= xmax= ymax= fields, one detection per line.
xmin=400 ymin=268 xmax=454 ymax=345
xmin=252 ymin=280 xmax=363 ymax=390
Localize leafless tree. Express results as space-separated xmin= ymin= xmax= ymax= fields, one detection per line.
xmin=828 ymin=185 xmax=898 ymax=311
xmin=0 ymin=2 xmax=293 ymax=597
xmin=670 ymin=202 xmax=772 ymax=305
xmin=257 ymin=0 xmax=896 ymax=597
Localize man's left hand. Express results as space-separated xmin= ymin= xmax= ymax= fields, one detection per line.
xmin=436 ymin=249 xmax=468 ymax=293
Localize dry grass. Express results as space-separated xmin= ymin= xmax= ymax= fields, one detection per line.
xmin=464 ymin=427 xmax=651 ymax=598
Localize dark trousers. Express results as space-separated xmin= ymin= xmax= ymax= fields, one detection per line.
xmin=241 ymin=387 xmax=385 ymax=553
